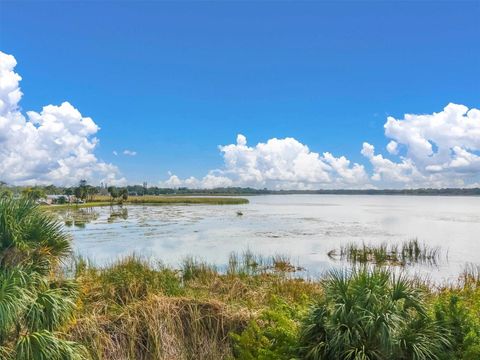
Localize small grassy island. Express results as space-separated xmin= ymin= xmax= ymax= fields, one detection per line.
xmin=46 ymin=195 xmax=249 ymax=209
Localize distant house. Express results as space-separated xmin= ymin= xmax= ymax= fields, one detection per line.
xmin=44 ymin=195 xmax=74 ymax=205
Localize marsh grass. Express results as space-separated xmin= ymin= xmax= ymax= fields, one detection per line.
xmin=59 ymin=252 xmax=480 ymax=360
xmin=328 ymin=238 xmax=442 ymax=266
xmin=95 ymin=195 xmax=249 ymax=205
xmin=181 ymin=257 xmax=218 ymax=282
xmin=460 ymin=263 xmax=480 ymax=288
xmin=70 ymin=296 xmax=248 ymax=360
xmin=76 ymin=255 xmax=183 ymax=310
xmin=44 ymin=196 xmax=249 ymax=212
xmin=53 ymin=207 xmax=100 ymax=227
xmin=67 ymin=253 xmax=321 ymax=359
xmin=227 ymin=250 xmax=305 ymax=277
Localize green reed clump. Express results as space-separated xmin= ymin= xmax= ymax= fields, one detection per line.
xmin=329 ymin=238 xmax=442 ymax=266
xmin=227 ymin=250 xmax=304 ymax=277
xmin=77 ymin=255 xmax=183 ymax=309
xmin=181 ymin=256 xmax=218 ymax=282
xmin=227 ymin=250 xmax=264 ymax=276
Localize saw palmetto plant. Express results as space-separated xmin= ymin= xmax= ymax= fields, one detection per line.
xmin=299 ymin=267 xmax=450 ymax=360
xmin=0 ymin=198 xmax=88 ymax=360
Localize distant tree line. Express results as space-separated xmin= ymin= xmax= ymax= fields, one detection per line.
xmin=1 ymin=180 xmax=480 ymax=198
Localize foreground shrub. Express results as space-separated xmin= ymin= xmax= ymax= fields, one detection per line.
xmin=231 ymin=296 xmax=303 ymax=360
xmin=299 ymin=267 xmax=450 ymax=360
xmin=434 ymin=267 xmax=480 ymax=360
xmin=0 ymin=198 xmax=88 ymax=359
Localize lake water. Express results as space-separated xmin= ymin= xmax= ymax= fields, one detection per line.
xmin=63 ymin=195 xmax=480 ymax=282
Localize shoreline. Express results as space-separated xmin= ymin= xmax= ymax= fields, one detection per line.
xmin=43 ymin=196 xmax=249 ymax=210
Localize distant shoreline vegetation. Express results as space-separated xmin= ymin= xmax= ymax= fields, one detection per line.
xmin=47 ymin=196 xmax=249 ymax=209
xmin=162 ymin=187 xmax=480 ymax=196
xmin=2 ymin=181 xmax=480 ymax=199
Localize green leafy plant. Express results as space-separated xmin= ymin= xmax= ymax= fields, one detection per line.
xmin=434 ymin=279 xmax=480 ymax=360
xmin=0 ymin=198 xmax=88 ymax=359
xmin=299 ymin=267 xmax=450 ymax=360
xmin=231 ymin=297 xmax=303 ymax=360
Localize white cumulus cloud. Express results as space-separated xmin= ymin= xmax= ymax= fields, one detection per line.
xmin=163 ymin=104 xmax=480 ymax=190
xmin=161 ymin=134 xmax=369 ymax=189
xmin=0 ymin=51 xmax=125 ymax=186
xmin=362 ymin=103 xmax=480 ymax=187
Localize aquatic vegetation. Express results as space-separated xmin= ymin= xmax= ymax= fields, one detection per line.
xmin=55 ymin=207 xmax=100 ymax=227
xmin=107 ymin=207 xmax=128 ymax=222
xmin=328 ymin=238 xmax=442 ymax=266
xmin=77 ymin=255 xmax=183 ymax=308
xmin=94 ymin=195 xmax=249 ymax=205
xmin=227 ymin=251 xmax=305 ymax=277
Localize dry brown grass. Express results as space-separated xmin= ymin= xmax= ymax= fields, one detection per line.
xmin=70 ymin=296 xmax=250 ymax=360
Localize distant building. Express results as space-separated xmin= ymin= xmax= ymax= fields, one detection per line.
xmin=43 ymin=194 xmax=75 ymax=205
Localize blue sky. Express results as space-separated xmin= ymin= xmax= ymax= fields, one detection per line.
xmin=0 ymin=1 xmax=479 ymax=188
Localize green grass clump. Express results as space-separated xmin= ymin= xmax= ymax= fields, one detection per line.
xmin=181 ymin=256 xmax=218 ymax=282
xmin=76 ymin=255 xmax=183 ymax=309
xmin=227 ymin=251 xmax=305 ymax=277
xmin=329 ymin=238 xmax=442 ymax=266
xmin=123 ymin=195 xmax=249 ymax=205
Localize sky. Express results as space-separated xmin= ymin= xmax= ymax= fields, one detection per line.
xmin=0 ymin=1 xmax=479 ymax=189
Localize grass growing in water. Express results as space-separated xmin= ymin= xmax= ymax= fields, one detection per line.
xmin=328 ymin=238 xmax=442 ymax=266
xmin=227 ymin=251 xmax=305 ymax=276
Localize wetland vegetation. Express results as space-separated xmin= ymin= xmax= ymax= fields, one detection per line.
xmin=0 ymin=197 xmax=480 ymax=360
xmin=1 ymin=197 xmax=479 ymax=359
xmin=328 ymin=239 xmax=443 ymax=266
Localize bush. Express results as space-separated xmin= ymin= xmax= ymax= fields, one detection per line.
xmin=231 ymin=297 xmax=303 ymax=360
xmin=298 ymin=267 xmax=450 ymax=360
xmin=0 ymin=198 xmax=88 ymax=359
xmin=434 ymin=289 xmax=480 ymax=359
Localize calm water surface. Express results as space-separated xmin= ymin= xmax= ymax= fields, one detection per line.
xmin=63 ymin=195 xmax=480 ymax=281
